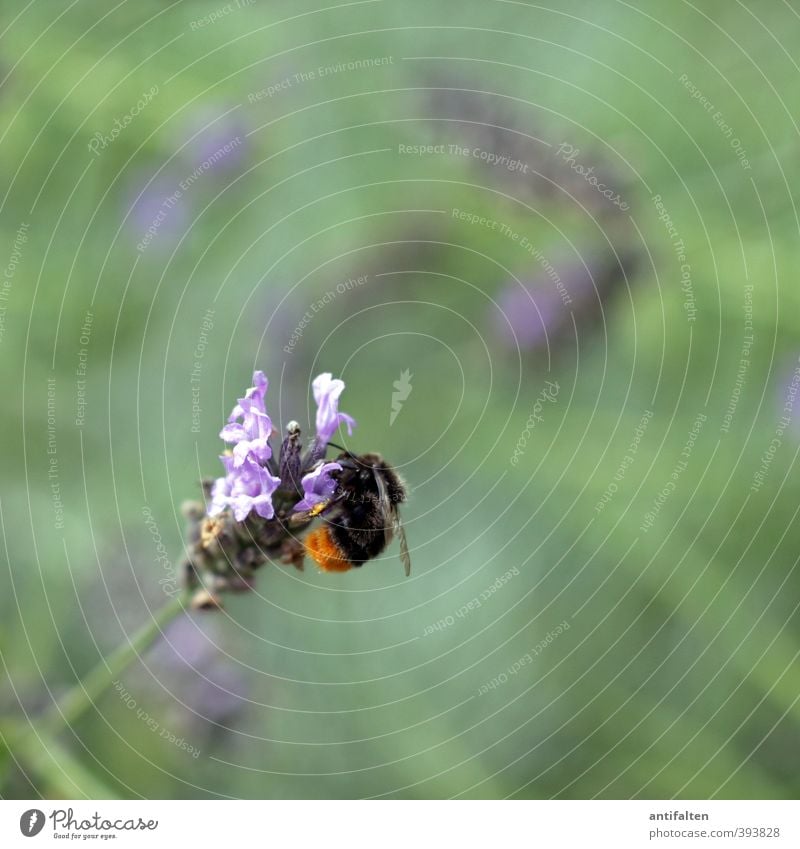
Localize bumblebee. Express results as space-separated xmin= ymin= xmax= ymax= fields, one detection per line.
xmin=293 ymin=452 xmax=411 ymax=576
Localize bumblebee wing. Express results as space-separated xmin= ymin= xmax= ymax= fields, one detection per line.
xmin=373 ymin=466 xmax=410 ymax=576
xmin=373 ymin=468 xmax=394 ymax=547
xmin=395 ymin=512 xmax=411 ymax=577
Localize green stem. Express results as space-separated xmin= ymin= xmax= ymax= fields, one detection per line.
xmin=1 ymin=719 xmax=118 ymax=798
xmin=40 ymin=590 xmax=189 ymax=737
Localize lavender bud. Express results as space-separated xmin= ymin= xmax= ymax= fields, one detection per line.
xmin=279 ymin=420 xmax=302 ymax=491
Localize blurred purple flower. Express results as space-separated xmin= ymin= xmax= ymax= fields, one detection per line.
xmin=313 ymin=372 xmax=356 ymax=444
xmin=177 ymin=107 xmax=248 ymax=174
xmin=293 ymin=461 xmax=341 ymax=512
xmin=494 ymin=282 xmax=564 ymax=349
xmin=124 ymin=172 xmax=188 ymax=250
xmin=493 ymin=253 xmax=634 ymax=350
xmin=153 ymin=616 xmax=247 ymax=728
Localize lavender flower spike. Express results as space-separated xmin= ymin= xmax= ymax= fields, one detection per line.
xmin=293 ymin=461 xmax=342 ymax=513
xmin=208 ymin=371 xmax=280 ymax=521
xmin=313 ymin=373 xmax=356 ymax=445
xmin=220 ymin=370 xmax=274 ymax=467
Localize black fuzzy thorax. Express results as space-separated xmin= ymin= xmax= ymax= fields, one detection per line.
xmin=328 ymin=452 xmax=406 ymax=565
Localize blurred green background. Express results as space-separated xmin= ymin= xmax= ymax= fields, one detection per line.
xmin=1 ymin=0 xmax=799 ymax=799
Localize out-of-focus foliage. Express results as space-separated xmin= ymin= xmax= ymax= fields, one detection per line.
xmin=1 ymin=0 xmax=799 ymax=799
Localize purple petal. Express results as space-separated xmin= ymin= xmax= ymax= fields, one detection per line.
xmin=251 ymin=493 xmax=277 ymax=520
xmin=232 ymin=437 xmax=271 ymax=468
xmin=225 ymin=458 xmax=281 ymax=521
xmin=230 ymin=495 xmax=253 ymax=522
xmin=232 ymin=441 xmax=252 ymax=469
xmin=337 ymin=412 xmax=356 ymax=435
xmin=293 ymin=462 xmax=341 ymax=512
xmin=220 ymin=422 xmax=247 ymax=443
xmin=312 ymin=373 xmax=356 ymax=444
xmin=208 ymin=475 xmax=231 ymax=516
xmin=228 ymin=371 xmax=268 ymax=422
xmin=230 ymin=409 xmax=273 ymax=466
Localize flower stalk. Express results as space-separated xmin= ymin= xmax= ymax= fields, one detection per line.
xmin=40 ymin=589 xmax=190 ymax=737
xmin=0 ymin=590 xmax=190 ymax=793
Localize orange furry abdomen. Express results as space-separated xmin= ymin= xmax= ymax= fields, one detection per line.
xmin=304 ymin=526 xmax=353 ymax=572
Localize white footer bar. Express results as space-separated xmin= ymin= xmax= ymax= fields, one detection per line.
xmin=1 ymin=800 xmax=797 ymax=848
